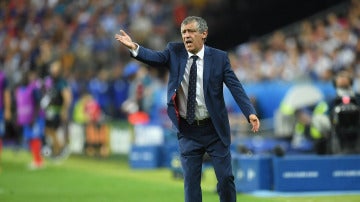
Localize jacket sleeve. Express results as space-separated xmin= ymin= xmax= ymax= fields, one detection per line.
xmin=222 ymin=53 xmax=257 ymax=122
xmin=132 ymin=44 xmax=171 ymax=67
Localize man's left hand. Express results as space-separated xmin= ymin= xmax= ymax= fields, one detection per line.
xmin=249 ymin=114 xmax=260 ymax=133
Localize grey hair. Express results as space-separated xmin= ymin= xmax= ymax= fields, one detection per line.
xmin=181 ymin=16 xmax=208 ymax=33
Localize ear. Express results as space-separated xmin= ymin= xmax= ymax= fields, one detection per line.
xmin=202 ymin=30 xmax=208 ymax=41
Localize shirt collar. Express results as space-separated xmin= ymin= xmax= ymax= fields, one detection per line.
xmin=187 ymin=45 xmax=205 ymax=60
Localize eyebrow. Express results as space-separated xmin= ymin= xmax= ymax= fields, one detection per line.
xmin=181 ymin=28 xmax=197 ymax=33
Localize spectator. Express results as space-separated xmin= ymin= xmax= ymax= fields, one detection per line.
xmin=330 ymin=70 xmax=360 ymax=154
xmin=88 ymin=68 xmax=113 ymax=117
xmin=0 ymin=70 xmax=11 ymax=170
xmin=15 ymin=70 xmax=44 ymax=169
xmin=41 ymin=60 xmax=72 ymax=159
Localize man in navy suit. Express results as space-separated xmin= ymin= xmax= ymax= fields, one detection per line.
xmin=116 ymin=16 xmax=260 ymax=202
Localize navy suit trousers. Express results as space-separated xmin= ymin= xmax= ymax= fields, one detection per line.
xmin=178 ymin=118 xmax=236 ymax=202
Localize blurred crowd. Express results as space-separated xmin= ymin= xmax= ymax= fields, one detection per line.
xmin=0 ymin=0 xmax=210 ymax=120
xmin=232 ymin=0 xmax=360 ymax=87
xmin=0 ymin=0 xmax=360 ymax=124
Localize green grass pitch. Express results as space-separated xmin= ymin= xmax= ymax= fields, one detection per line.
xmin=0 ymin=149 xmax=359 ymax=202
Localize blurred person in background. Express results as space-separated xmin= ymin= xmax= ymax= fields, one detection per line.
xmin=120 ymin=62 xmax=151 ymax=126
xmin=0 ymin=70 xmax=11 ymax=171
xmin=116 ymin=16 xmax=260 ymax=202
xmin=330 ymin=70 xmax=360 ymax=154
xmin=88 ymin=68 xmax=114 ymax=117
xmin=291 ymin=102 xmax=331 ymax=155
xmin=15 ymin=70 xmax=44 ymax=169
xmin=110 ymin=63 xmax=130 ymax=119
xmin=41 ymin=60 xmax=72 ymax=159
xmin=83 ymin=94 xmax=110 ymax=158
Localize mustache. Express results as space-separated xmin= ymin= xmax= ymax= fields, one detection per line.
xmin=185 ymin=39 xmax=192 ymax=43
xmin=184 ymin=38 xmax=206 ymax=43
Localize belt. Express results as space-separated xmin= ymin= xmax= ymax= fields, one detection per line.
xmin=180 ymin=117 xmax=212 ymax=126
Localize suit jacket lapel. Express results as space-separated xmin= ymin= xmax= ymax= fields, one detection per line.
xmin=203 ymin=46 xmax=212 ymax=92
xmin=178 ymin=48 xmax=188 ymax=85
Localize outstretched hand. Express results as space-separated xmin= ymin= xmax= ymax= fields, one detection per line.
xmin=249 ymin=114 xmax=260 ymax=133
xmin=115 ymin=30 xmax=137 ymax=50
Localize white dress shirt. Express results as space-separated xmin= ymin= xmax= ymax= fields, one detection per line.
xmin=177 ymin=46 xmax=209 ymax=120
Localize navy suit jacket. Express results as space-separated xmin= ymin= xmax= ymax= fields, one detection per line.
xmin=133 ymin=42 xmax=256 ymax=146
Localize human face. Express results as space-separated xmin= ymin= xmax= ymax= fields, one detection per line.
xmin=50 ymin=61 xmax=61 ymax=78
xmin=181 ymin=21 xmax=208 ymax=54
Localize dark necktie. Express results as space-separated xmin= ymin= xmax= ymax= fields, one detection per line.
xmin=186 ymin=55 xmax=198 ymax=124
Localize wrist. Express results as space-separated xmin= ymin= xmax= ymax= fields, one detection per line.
xmin=131 ymin=43 xmax=138 ymax=51
xmin=129 ymin=43 xmax=140 ymax=57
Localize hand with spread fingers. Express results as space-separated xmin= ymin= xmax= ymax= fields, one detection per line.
xmin=115 ymin=30 xmax=137 ymax=50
